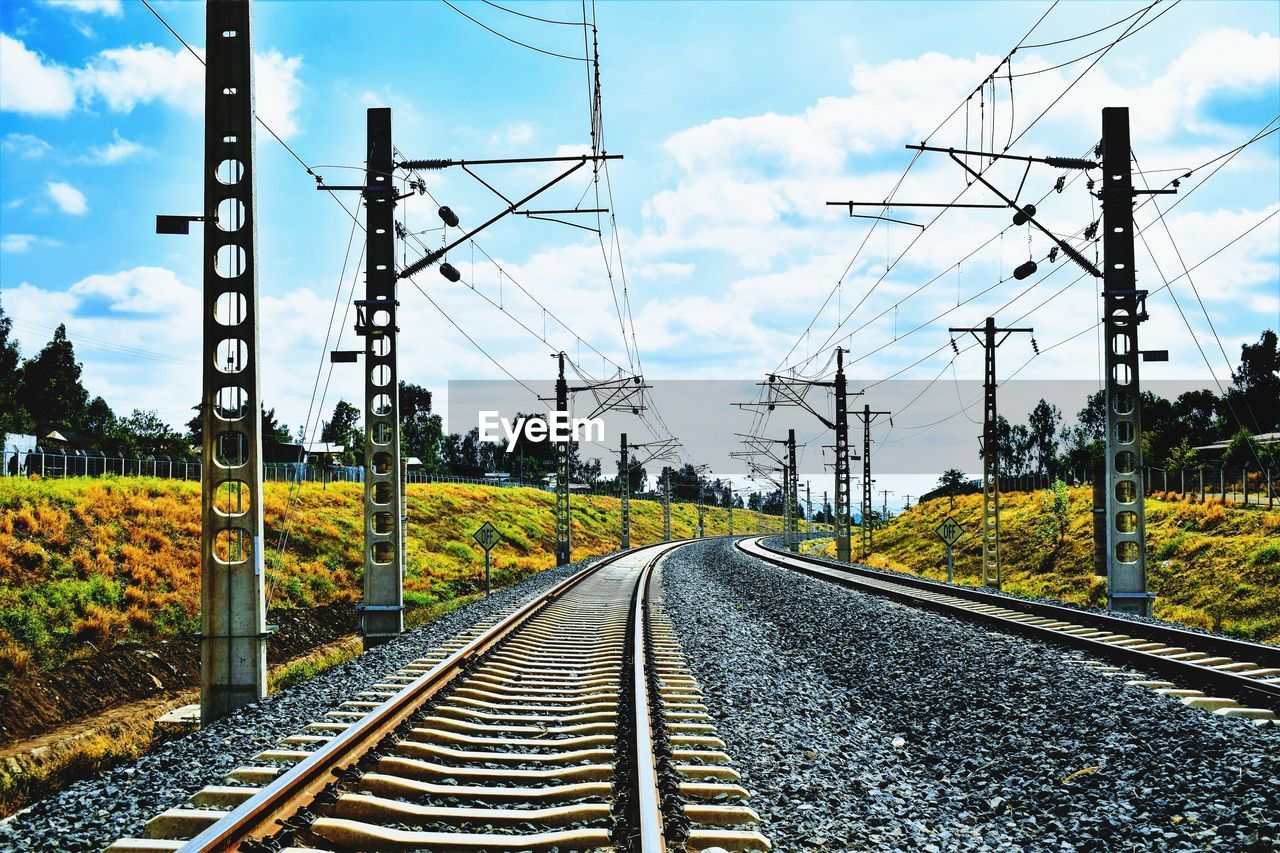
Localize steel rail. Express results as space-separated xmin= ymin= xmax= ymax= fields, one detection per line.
xmin=178 ymin=540 xmax=680 ymax=852
xmin=631 ymin=549 xmax=667 ymax=851
xmin=738 ymin=537 xmax=1280 ymax=711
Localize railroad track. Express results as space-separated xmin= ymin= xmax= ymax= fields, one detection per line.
xmin=739 ymin=536 xmax=1280 ymax=722
xmin=107 ymin=542 xmax=770 ymax=852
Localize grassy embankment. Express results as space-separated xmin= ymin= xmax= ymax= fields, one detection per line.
xmin=0 ymin=476 xmax=784 ymax=815
xmin=0 ymin=476 xmax=775 ymax=680
xmin=820 ymin=487 xmax=1280 ymax=643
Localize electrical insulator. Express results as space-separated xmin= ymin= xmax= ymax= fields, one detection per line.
xmin=394 ymin=222 xmax=407 ymax=239
xmin=439 ymin=262 xmax=461 ymax=282
xmin=1012 ymin=204 xmax=1037 ymax=226
xmin=950 ymin=337 xmax=959 ymax=355
xmin=400 ymin=158 xmax=452 ymax=170
xmin=1048 ymin=247 xmax=1059 ymax=263
xmin=1013 ymin=260 xmax=1038 ymax=280
xmin=1045 ymin=156 xmax=1096 ymax=170
xmin=1083 ymin=221 xmax=1099 ymax=241
xmin=1031 ymin=337 xmax=1040 ymax=355
xmin=438 ymin=206 xmax=460 ymax=228
xmin=1054 ymin=176 xmax=1066 ymax=194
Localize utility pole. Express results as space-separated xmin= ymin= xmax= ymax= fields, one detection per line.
xmin=543 ymin=353 xmax=650 ymax=563
xmin=728 ymin=484 xmax=735 ymax=535
xmin=786 ymin=429 xmax=799 ymax=552
xmin=198 ymin=0 xmax=266 ymax=723
xmin=853 ymin=405 xmax=890 ymax=560
xmin=736 ymin=350 xmax=858 ymax=556
xmin=880 ymin=488 xmax=893 ymax=518
xmin=1101 ymin=107 xmax=1157 ymax=616
xmin=359 ymin=107 xmax=404 ymax=647
xmin=948 ymin=317 xmax=1033 ymax=590
xmin=903 ymin=494 xmax=914 ymax=509
xmin=834 ymin=348 xmax=852 ymax=562
xmin=663 ymin=467 xmax=671 ymax=542
xmin=619 ymin=432 xmax=630 ymax=549
xmin=554 ymin=353 xmax=571 ymax=565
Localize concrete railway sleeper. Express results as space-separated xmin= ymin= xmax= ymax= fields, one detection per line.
xmin=739 ymin=537 xmax=1280 ymax=724
xmin=105 ymin=542 xmax=769 ymax=853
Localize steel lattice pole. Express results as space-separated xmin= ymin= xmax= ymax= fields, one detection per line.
xmin=555 ymin=354 xmax=571 ymax=564
xmin=1101 ymin=107 xmax=1151 ymax=615
xmin=200 ymin=0 xmax=267 ymax=723
xmin=360 ymin=107 xmax=404 ymax=646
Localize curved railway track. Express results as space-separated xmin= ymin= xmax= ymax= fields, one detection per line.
xmin=739 ymin=536 xmax=1280 ymax=721
xmin=107 ymin=542 xmax=769 ymax=852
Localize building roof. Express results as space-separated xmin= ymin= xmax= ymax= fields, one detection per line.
xmin=1193 ymin=431 xmax=1280 ymax=452
xmin=303 ymin=442 xmax=345 ymax=454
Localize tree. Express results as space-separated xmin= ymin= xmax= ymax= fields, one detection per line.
xmin=261 ymin=406 xmax=292 ymax=445
xmin=991 ymin=415 xmax=1032 ymax=475
xmin=937 ymin=467 xmax=966 ymax=502
xmin=1166 ymin=437 xmax=1199 ymax=472
xmin=399 ymin=383 xmax=445 ymax=471
xmin=17 ymin=324 xmax=90 ymax=433
xmin=0 ymin=300 xmax=31 ymax=446
xmin=1222 ymin=428 xmax=1264 ymax=468
xmin=1225 ymin=330 xmax=1279 ymax=434
xmin=117 ymin=410 xmax=188 ymax=457
xmin=1034 ymin=478 xmax=1072 ymax=568
xmin=1027 ymin=399 xmax=1062 ymax=475
xmin=84 ymin=397 xmax=118 ymax=447
xmin=321 ymin=400 xmax=362 ymax=465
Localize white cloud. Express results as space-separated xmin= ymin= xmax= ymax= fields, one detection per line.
xmin=70 ymin=266 xmax=192 ymax=314
xmin=253 ymin=50 xmax=303 ymax=138
xmin=0 ymin=35 xmax=304 ymax=137
xmin=76 ymin=43 xmax=203 ymax=114
xmin=43 ymin=0 xmax=122 ymax=16
xmin=83 ymin=129 xmax=149 ymax=164
xmin=491 ymin=122 xmax=534 ymax=147
xmin=0 ymin=33 xmax=77 ymax=115
xmin=1 ymin=234 xmax=59 ymax=253
xmin=2 ymin=132 xmax=52 ymax=158
xmin=46 ymin=181 xmax=87 ymax=214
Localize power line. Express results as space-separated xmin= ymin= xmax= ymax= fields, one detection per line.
xmin=441 ymin=0 xmax=590 ymax=61
xmin=481 ymin=0 xmax=584 ymax=26
xmin=1010 ymin=1 xmax=1178 ymax=77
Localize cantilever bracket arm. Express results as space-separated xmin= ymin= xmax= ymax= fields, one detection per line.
xmin=399 ymin=159 xmax=592 ymax=279
xmin=948 ymin=153 xmax=1102 ymax=278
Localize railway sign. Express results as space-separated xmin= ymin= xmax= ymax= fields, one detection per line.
xmin=472 ymin=522 xmax=503 ymax=596
xmin=473 ymin=521 xmax=503 ymax=552
xmin=935 ymin=516 xmax=965 ymax=583
xmin=935 ymin=517 xmax=965 ymax=547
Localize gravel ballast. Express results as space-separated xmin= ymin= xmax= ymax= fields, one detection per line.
xmin=0 ymin=555 xmax=609 ymax=852
xmin=660 ymin=539 xmax=1280 ymax=851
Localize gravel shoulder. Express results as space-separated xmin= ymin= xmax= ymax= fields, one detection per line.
xmin=660 ymin=539 xmax=1280 ymax=851
xmin=0 ymin=555 xmax=609 ymax=852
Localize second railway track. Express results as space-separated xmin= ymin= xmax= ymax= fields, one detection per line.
xmin=740 ymin=536 xmax=1280 ymax=720
xmin=107 ymin=541 xmax=769 ymax=853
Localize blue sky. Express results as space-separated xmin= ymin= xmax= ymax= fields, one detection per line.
xmin=1 ymin=0 xmax=1277 ymax=503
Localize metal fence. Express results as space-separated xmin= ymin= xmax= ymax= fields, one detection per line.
xmin=998 ymin=465 xmax=1277 ymax=508
xmin=1 ymin=448 xmax=545 ymax=490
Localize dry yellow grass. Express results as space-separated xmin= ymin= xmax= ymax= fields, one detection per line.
xmin=0 ymin=477 xmax=779 ymax=678
xmin=821 ymin=487 xmax=1280 ymax=643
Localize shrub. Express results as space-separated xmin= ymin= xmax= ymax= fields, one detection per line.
xmin=441 ymin=541 xmax=476 ymax=564
xmin=1247 ymin=541 xmax=1280 ymax=568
